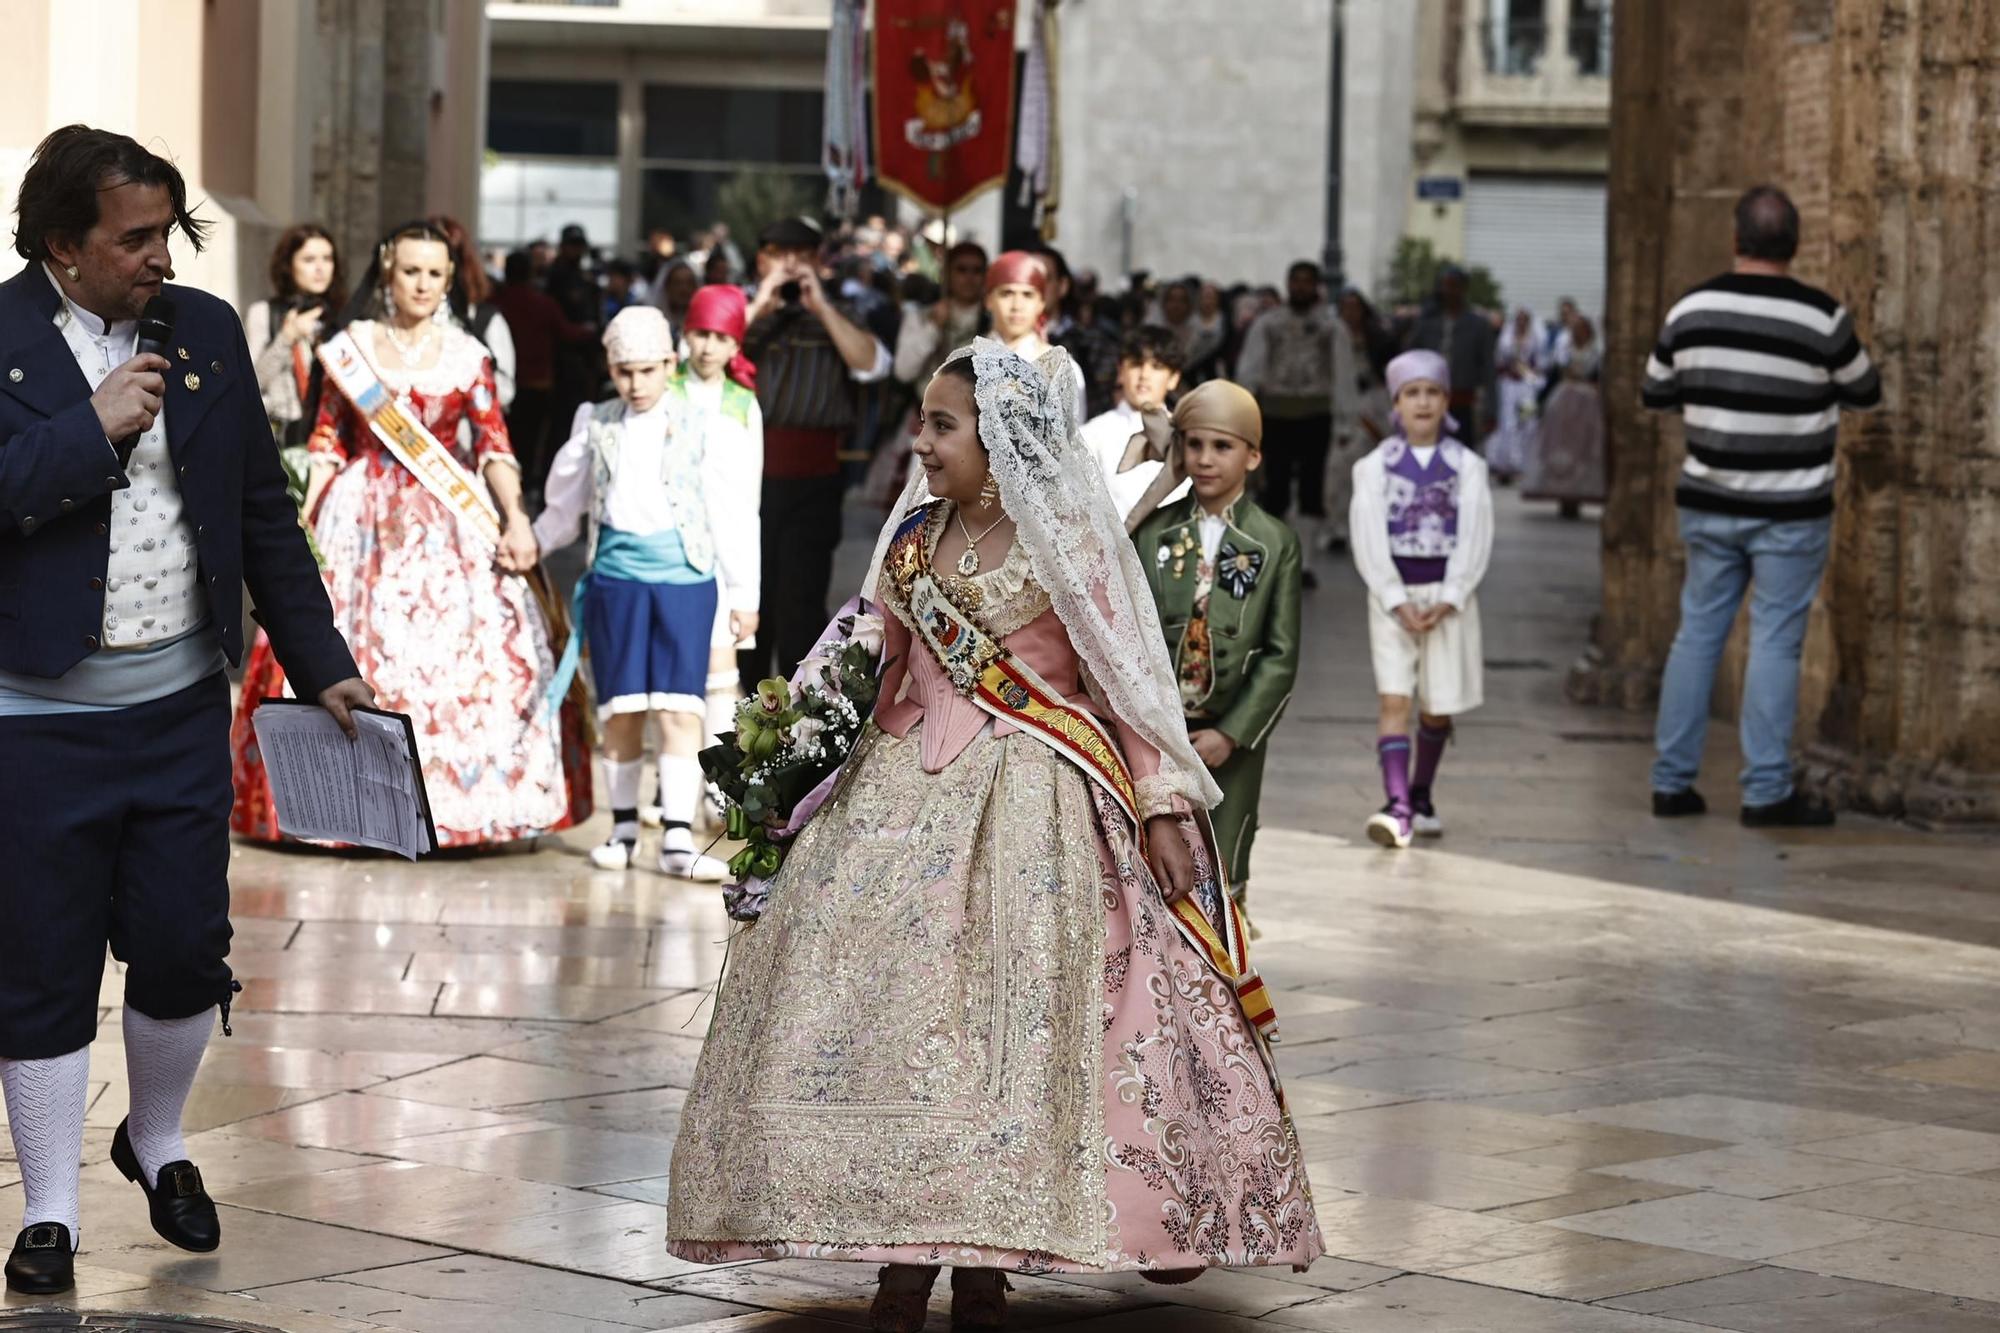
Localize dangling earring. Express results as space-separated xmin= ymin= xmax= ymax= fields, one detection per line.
xmin=977 ymin=474 xmax=1000 ymax=510
xmin=63 ymin=265 xmax=78 ymax=280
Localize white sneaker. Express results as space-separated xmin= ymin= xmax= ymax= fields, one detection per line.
xmin=590 ymin=837 xmax=636 ymax=870
xmin=658 ymin=844 xmax=730 ymax=882
xmin=1412 ymin=809 xmax=1444 ymax=838
xmin=1366 ymin=807 xmax=1413 ymax=850
xmin=639 ymin=803 xmax=665 ymax=829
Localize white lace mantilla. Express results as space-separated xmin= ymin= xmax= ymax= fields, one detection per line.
xmin=865 ymin=339 xmax=1222 ymax=810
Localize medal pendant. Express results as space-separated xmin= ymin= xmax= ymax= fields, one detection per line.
xmin=957 ymin=546 xmax=981 ymax=577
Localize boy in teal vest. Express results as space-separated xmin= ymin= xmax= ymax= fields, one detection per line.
xmin=533 ymin=303 xmax=760 ymax=878
xmin=1131 ymin=380 xmax=1303 ymax=905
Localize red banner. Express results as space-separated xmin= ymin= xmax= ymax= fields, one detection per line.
xmin=872 ymin=0 xmax=1016 ymax=215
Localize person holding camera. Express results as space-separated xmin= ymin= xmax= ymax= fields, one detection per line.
xmin=739 ymin=214 xmax=890 ymax=686
xmin=241 ymin=223 xmax=346 ymax=448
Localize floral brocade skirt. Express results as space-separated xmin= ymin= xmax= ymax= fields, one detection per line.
xmin=665 ymin=722 xmax=1322 ymax=1273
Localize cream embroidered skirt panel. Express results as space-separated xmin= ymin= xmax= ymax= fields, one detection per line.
xmin=666 ymin=723 xmax=1322 ymax=1272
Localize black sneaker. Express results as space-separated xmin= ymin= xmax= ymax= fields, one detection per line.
xmin=1741 ymin=791 xmax=1836 ymax=828
xmin=1652 ymin=788 xmax=1707 ymax=818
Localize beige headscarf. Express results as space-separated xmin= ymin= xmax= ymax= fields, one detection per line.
xmin=1117 ymin=379 xmax=1263 ymax=530
xmin=602 ymin=306 xmax=674 ymax=366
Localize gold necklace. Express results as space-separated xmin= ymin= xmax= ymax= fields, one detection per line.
xmin=953 ymin=505 xmax=1009 ymax=577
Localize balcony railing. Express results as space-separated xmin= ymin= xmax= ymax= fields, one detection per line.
xmin=1479 ymin=17 xmax=1612 ymax=80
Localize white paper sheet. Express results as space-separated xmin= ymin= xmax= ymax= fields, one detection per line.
xmin=250 ymin=704 xmax=434 ymax=859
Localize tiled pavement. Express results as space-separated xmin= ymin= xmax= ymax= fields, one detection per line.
xmin=6 ymin=491 xmax=2000 ymax=1331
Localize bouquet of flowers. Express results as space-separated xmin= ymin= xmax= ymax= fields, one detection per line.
xmin=700 ymin=597 xmax=888 ymax=921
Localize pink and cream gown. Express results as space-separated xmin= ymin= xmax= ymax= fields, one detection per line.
xmin=667 ymin=504 xmax=1321 ymax=1274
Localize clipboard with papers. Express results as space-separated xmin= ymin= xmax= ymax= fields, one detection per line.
xmin=249 ymin=700 xmax=438 ymax=859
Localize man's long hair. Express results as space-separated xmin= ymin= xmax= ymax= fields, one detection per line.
xmin=12 ymin=125 xmax=210 ymax=263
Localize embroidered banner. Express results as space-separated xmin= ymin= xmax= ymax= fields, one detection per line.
xmin=873 ymin=0 xmax=1017 ymax=214
xmin=318 ymin=331 xmax=502 ymax=549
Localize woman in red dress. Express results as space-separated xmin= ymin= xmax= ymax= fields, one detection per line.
xmin=231 ymin=222 xmax=590 ymax=847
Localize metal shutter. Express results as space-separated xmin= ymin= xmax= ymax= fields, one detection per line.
xmin=1464 ymin=174 xmax=1607 ymax=324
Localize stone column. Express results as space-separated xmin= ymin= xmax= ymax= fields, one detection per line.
xmin=1578 ymin=0 xmax=2000 ymax=824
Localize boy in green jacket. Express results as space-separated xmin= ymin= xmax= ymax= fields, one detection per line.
xmin=1131 ymin=380 xmax=1304 ymax=906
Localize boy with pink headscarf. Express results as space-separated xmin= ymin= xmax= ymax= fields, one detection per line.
xmin=1348 ymin=350 xmax=1494 ymax=849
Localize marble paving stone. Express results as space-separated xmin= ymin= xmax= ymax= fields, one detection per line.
xmin=72 ymin=1185 xmax=451 ymax=1293
xmin=1263 ymin=1273 xmax=1696 ymax=1330
xmin=78 ymin=1130 xmax=377 ymax=1192
xmin=1311 ymin=1195 xmax=1584 ymax=1272
xmin=235 ymin=977 xmax=444 ymax=1016
xmin=591 ymin=1175 xmax=670 ymax=1205
xmin=1309 ymin=1054 xmax=1590 ymax=1099
xmin=1271 ymin=1077 xmax=1411 ymax=1118
xmin=224 ymin=948 xmax=415 ymax=982
xmin=383 ymin=1122 xmax=673 ymax=1187
xmin=1781 ymin=1172 xmax=2000 ymax=1237
xmin=216 ymin=1011 xmax=568 ymax=1057
xmin=1548 ymin=1193 xmax=1882 ymax=1260
xmin=1556 ymin=1094 xmax=1912 ymax=1145
xmin=249 ymin=1253 xmax=747 ymax=1333
xmin=1237 ymin=1255 xmax=1406 ymax=1294
xmin=53 ymin=1281 xmax=415 ymax=1332
xmin=1603 ymin=1264 xmax=2000 ymax=1330
xmin=630 ymin=1314 xmax=852 ymax=1332
xmin=603 ymin=989 xmax=721 ymax=1036
xmin=1771 ymin=1218 xmax=2000 ymax=1303
xmin=366 ymin=1055 xmax=655 ymax=1109
xmin=409 ymin=951 xmax=656 ymax=987
xmin=1302 ymin=1145 xmax=1621 ymax=1211
xmin=481 ymin=1027 xmax=708 ymax=1084
xmin=1438 ymin=1236 xmax=1757 ymax=1302
xmin=174 ymin=1043 xmax=456 ymax=1089
xmin=511 ymin=1085 xmax=690 ymax=1136
xmin=1314 ymin=1099 xmax=1715 ymax=1161
xmin=1606 ymin=1144 xmax=1903 ymax=1199
xmin=230 ymin=1091 xmax=531 ymax=1150
xmin=225 ymin=1159 xmax=618 ymax=1238
xmin=1842 ymin=1008 xmax=2000 ymax=1053
xmin=435 ymin=982 xmax=674 ymax=1022
xmin=1036 ymin=1266 xmax=1330 ymax=1318
xmin=978 ymin=1312 xmax=1266 ymax=1333
xmin=1484 ymin=1176 xmax=1694 ymax=1223
xmin=1797 ymin=1122 xmax=2000 ymax=1173
xmin=436 ymin=1200 xmax=683 ymax=1282
xmin=1874 ymin=1050 xmax=2000 ymax=1092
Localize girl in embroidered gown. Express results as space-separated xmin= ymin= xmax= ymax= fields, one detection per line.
xmin=666 ymin=341 xmax=1321 ymax=1331
xmin=230 ymin=222 xmax=589 ymax=847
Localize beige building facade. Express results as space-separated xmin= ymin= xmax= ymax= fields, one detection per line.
xmin=0 ymin=0 xmax=489 ymax=314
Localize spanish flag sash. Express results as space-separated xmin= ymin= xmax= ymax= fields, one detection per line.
xmin=887 ymin=506 xmax=1279 ymax=1042
xmin=318 ymin=330 xmax=503 ymax=549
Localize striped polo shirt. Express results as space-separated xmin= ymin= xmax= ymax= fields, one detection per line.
xmin=1642 ymin=272 xmax=1881 ymax=519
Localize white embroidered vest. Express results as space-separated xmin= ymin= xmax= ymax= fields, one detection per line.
xmin=583 ymin=399 xmax=716 ymax=573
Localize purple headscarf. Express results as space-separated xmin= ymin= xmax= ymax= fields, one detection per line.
xmin=1386 ymin=348 xmax=1459 ymax=438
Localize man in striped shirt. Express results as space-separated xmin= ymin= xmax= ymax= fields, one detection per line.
xmin=1641 ymin=185 xmax=1880 ymax=827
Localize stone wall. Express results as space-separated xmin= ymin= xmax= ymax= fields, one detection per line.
xmin=1578 ymin=0 xmax=2000 ymax=824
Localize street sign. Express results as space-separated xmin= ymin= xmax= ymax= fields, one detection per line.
xmin=1416 ymin=176 xmax=1465 ymax=202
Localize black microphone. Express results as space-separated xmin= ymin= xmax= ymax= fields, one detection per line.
xmin=114 ymin=295 xmax=176 ymax=461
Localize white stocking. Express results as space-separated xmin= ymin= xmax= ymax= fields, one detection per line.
xmin=704 ymin=671 xmax=739 ymax=746
xmin=122 ymin=1008 xmax=212 ymax=1185
xmin=604 ymin=757 xmax=644 ymax=841
xmin=0 ymin=1047 xmax=89 ymax=1243
xmin=659 ymin=753 xmax=701 ymax=844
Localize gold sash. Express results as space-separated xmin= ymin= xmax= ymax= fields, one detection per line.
xmin=318 ymin=330 xmax=502 ymax=548
xmin=886 ymin=505 xmax=1279 ymax=1042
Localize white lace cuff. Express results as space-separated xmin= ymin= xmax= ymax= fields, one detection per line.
xmin=1136 ymin=775 xmax=1181 ymax=822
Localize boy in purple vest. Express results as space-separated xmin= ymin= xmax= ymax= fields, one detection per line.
xmin=1349 ymin=350 xmax=1494 ymax=848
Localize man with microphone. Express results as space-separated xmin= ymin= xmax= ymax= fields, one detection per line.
xmin=0 ymin=125 xmax=370 ymax=1294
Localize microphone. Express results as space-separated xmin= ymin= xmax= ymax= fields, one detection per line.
xmin=114 ymin=295 xmax=176 ymax=460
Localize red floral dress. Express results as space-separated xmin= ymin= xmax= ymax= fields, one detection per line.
xmin=230 ymin=322 xmax=592 ymax=846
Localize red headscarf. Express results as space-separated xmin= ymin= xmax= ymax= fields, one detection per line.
xmin=984 ymin=250 xmax=1051 ymax=298
xmin=684 ymin=283 xmax=757 ymax=390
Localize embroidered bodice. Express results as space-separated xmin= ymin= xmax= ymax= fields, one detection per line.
xmin=308 ymin=321 xmax=513 ymax=475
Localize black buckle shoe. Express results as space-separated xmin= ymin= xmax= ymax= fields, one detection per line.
xmin=6 ymin=1222 xmax=74 ymax=1295
xmin=111 ymin=1118 xmax=221 ymax=1252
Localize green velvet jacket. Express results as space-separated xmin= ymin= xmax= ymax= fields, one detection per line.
xmin=1132 ymin=493 xmax=1303 ymax=751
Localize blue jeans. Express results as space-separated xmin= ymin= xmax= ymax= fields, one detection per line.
xmin=1652 ymin=508 xmax=1831 ymax=807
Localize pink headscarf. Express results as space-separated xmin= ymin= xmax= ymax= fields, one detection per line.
xmin=684 ymin=283 xmax=757 ymax=390
xmin=1385 ymin=348 xmax=1458 ymax=438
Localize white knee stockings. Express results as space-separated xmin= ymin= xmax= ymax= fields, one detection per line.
xmin=122 ymin=1008 xmax=213 ymax=1185
xmin=1 ymin=1047 xmax=89 ymax=1244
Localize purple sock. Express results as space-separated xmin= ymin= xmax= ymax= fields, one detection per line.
xmin=1414 ymin=721 xmax=1452 ymax=794
xmin=1378 ymin=737 xmax=1412 ymax=812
